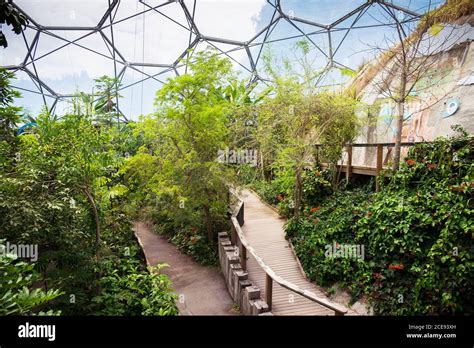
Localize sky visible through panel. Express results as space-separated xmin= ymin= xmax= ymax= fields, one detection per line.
xmin=0 ymin=0 xmax=444 ymax=120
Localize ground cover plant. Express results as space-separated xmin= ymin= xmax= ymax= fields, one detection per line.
xmin=285 ymin=127 xmax=473 ymax=314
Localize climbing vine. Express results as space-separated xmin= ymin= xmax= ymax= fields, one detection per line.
xmin=286 ymin=127 xmax=473 ymax=314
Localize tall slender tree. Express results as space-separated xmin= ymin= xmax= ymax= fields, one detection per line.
xmin=144 ymin=48 xmax=236 ymax=242
xmin=358 ymin=0 xmax=473 ymax=170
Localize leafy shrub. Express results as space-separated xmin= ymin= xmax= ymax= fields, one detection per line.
xmin=250 ymin=168 xmax=333 ymax=217
xmin=169 ymin=227 xmax=219 ymax=266
xmin=0 ymin=247 xmax=63 ymax=315
xmin=235 ymin=164 xmax=260 ymax=185
xmin=356 ymin=127 xmax=473 ymax=314
xmin=0 ymin=72 xmax=179 ymax=316
xmin=301 ymin=169 xmax=333 ymax=206
xmin=286 ymin=128 xmax=473 ymax=314
xmin=92 ymin=246 xmax=178 ymax=316
xmin=251 ymin=180 xmax=280 ymax=205
xmin=286 ymin=189 xmax=370 ymax=288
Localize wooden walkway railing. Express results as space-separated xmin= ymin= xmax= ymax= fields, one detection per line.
xmin=230 ymin=188 xmax=348 ymax=316
xmin=315 ymin=141 xmax=419 ymax=191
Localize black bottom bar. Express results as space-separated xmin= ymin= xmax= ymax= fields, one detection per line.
xmin=0 ymin=316 xmax=472 ymax=346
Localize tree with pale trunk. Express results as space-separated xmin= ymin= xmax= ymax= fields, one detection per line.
xmin=362 ymin=0 xmax=473 ymax=170
xmin=255 ymin=41 xmax=358 ymax=217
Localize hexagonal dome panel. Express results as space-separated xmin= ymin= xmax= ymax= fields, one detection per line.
xmin=1 ymin=0 xmax=437 ymax=119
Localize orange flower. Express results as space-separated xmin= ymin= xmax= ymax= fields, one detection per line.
xmin=315 ymin=171 xmax=321 ymax=177
xmin=427 ymin=163 xmax=437 ymax=170
xmin=312 ymin=218 xmax=319 ymax=224
xmin=310 ymin=206 xmax=321 ymax=213
xmin=406 ymin=159 xmax=416 ymax=166
xmin=276 ymin=194 xmax=284 ymax=202
xmin=388 ymin=264 xmax=404 ymax=270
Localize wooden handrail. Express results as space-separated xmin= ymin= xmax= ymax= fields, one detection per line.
xmin=316 ymin=141 xmax=420 ymax=192
xmin=314 ymin=142 xmax=420 ymax=148
xmin=229 ymin=189 xmax=347 ymax=316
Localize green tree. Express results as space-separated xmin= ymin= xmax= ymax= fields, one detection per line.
xmin=35 ymin=112 xmax=113 ymax=253
xmin=93 ymin=76 xmax=123 ymax=124
xmin=0 ymin=71 xmax=178 ymax=315
xmin=255 ymin=41 xmax=359 ymax=216
xmin=0 ymin=71 xmax=63 ymax=316
xmin=0 ymin=69 xmax=22 ymax=173
xmin=360 ymin=0 xmax=474 ymax=170
xmin=134 ymin=48 xmax=236 ymax=243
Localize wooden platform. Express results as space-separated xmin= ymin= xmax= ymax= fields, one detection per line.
xmin=238 ymin=189 xmax=353 ymax=315
xmin=320 ymin=163 xmax=391 ymax=177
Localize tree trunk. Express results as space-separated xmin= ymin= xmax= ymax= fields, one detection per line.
xmin=330 ymin=162 xmax=341 ymax=189
xmin=393 ymin=66 xmax=407 ymax=171
xmin=294 ymin=167 xmax=302 ymax=218
xmin=393 ymin=100 xmax=405 ymax=171
xmin=203 ymin=204 xmax=213 ymax=243
xmin=83 ymin=188 xmax=101 ymax=253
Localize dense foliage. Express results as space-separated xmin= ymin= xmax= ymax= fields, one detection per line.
xmin=120 ymin=49 xmax=240 ymax=265
xmin=1 ymin=35 xmax=472 ymax=317
xmin=118 ymin=44 xmax=359 ymax=265
xmin=0 ymin=245 xmax=63 ymax=315
xmin=250 ymin=167 xmax=333 ymax=218
xmin=0 ymin=69 xmax=177 ymax=315
xmin=92 ymin=247 xmax=177 ymax=316
xmin=285 ymin=128 xmax=473 ymax=314
xmin=241 ymin=41 xmax=359 ymax=216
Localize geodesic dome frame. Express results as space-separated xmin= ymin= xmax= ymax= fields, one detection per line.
xmin=1 ymin=0 xmax=431 ymax=120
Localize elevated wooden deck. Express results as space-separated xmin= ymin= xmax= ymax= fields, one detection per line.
xmin=316 ymin=141 xmax=418 ymax=190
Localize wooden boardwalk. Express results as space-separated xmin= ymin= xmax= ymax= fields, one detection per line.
xmin=238 ymin=189 xmax=351 ymax=315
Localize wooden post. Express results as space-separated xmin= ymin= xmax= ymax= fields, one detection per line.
xmin=237 ymin=202 xmax=244 ymax=226
xmin=376 ymin=144 xmax=383 ymax=192
xmin=230 ymin=224 xmax=237 ymax=245
xmin=241 ymin=244 xmax=247 ymax=271
xmin=265 ymin=273 xmax=273 ymax=311
xmin=345 ymin=145 xmax=353 ymax=182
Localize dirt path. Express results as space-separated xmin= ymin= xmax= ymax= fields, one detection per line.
xmin=133 ymin=221 xmax=235 ymax=315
